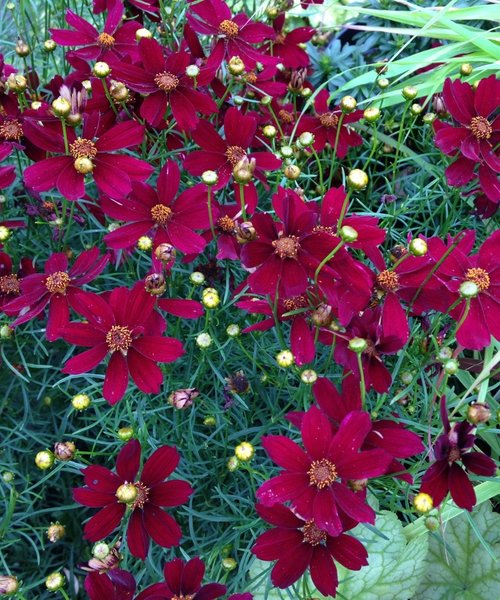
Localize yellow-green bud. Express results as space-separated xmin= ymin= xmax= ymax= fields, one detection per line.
xmin=74 ymin=156 xmax=94 ymax=174
xmin=45 ymin=572 xmax=65 ymax=592
xmin=467 ymin=402 xmax=491 ymax=424
xmin=137 ymin=236 xmax=152 ymax=251
xmin=235 ymin=441 xmax=254 ymax=462
xmin=340 ymin=225 xmax=358 ymax=243
xmin=92 ymin=542 xmax=110 ymax=559
xmin=2 ymin=471 xmax=15 ymax=483
xmin=402 ymin=86 xmax=418 ymax=100
xmin=377 ymin=77 xmax=390 ymax=89
xmin=203 ymin=416 xmax=216 ymax=427
xmin=227 ymin=456 xmax=239 ymax=471
xmin=116 ymin=483 xmax=138 ymax=504
xmin=443 ymin=359 xmax=459 ymax=375
xmin=298 ymin=131 xmax=314 ymax=147
xmin=196 ymin=332 xmax=212 ymax=348
xmin=284 ymin=165 xmax=301 ymax=180
xmin=35 ymin=450 xmax=55 ymax=470
xmin=226 ymin=324 xmax=240 ymax=337
xmin=280 ymin=145 xmax=294 ymax=158
xmin=93 ymin=61 xmax=111 ymax=78
xmin=201 ymin=170 xmax=218 ymax=186
xmin=409 ymin=238 xmax=427 ymax=256
xmin=364 ymin=107 xmax=381 ymax=122
xmin=425 ymin=515 xmax=440 ymax=531
xmin=47 ymin=522 xmax=66 ymax=543
xmin=348 ymin=337 xmax=367 ymax=353
xmin=185 ymin=64 xmax=200 ymax=78
xmin=71 ymin=393 xmax=91 ymax=411
xmin=228 ymin=56 xmax=245 ymax=76
xmin=460 ymin=63 xmax=473 ymax=76
xmin=15 ymin=41 xmax=30 ymax=57
xmin=276 ymin=349 xmax=294 ymax=367
xmin=44 ymin=39 xmax=57 ymax=52
xmin=262 ymin=125 xmax=277 ymax=139
xmin=190 ymin=271 xmax=205 ymax=285
xmin=300 ymin=369 xmax=318 ymax=384
xmin=136 ymin=28 xmax=153 ymax=41
xmin=413 ymin=492 xmax=433 ymax=513
xmin=0 ymin=325 xmax=13 ymax=339
xmin=340 ymin=95 xmax=357 ymax=113
xmin=117 ymin=426 xmax=134 ymax=441
xmin=347 ymin=169 xmax=369 ymax=190
xmin=202 ymin=288 xmax=220 ymax=309
xmin=0 ymin=226 xmax=10 ymax=242
xmin=222 ymin=557 xmax=238 ymax=571
xmin=423 ymin=112 xmax=436 ymax=124
xmin=459 ymin=280 xmax=479 ymax=299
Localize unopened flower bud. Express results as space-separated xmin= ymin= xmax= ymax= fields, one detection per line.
xmin=136 ymin=28 xmax=152 ymax=41
xmin=144 ymin=272 xmax=166 ymax=296
xmin=235 ymin=441 xmax=254 ymax=461
xmin=310 ymin=303 xmax=333 ymax=327
xmin=93 ymin=61 xmax=111 ymax=78
xmin=203 ymin=415 xmax=216 ymax=427
xmin=154 ymin=243 xmax=176 ymax=264
xmin=340 ymin=225 xmax=358 ymax=243
xmin=349 ymin=337 xmax=367 ymax=353
xmin=347 ymin=169 xmax=369 ymax=190
xmin=260 ymin=95 xmax=272 ymax=105
xmin=52 ymin=97 xmax=71 ymax=117
xmin=7 ymin=74 xmax=27 ymax=92
xmin=467 ymin=402 xmax=491 ymax=424
xmin=235 ymin=221 xmax=256 ymax=244
xmin=54 ymin=441 xmax=76 ymax=461
xmin=35 ymin=450 xmax=55 ymax=470
xmin=301 ymin=87 xmax=312 ymax=98
xmin=196 ymin=332 xmax=212 ymax=348
xmin=92 ymin=542 xmax=110 ymax=560
xmin=423 ymin=112 xmax=436 ymax=124
xmin=202 ymin=288 xmax=220 ymax=308
xmin=226 ymin=324 xmax=240 ymax=337
xmin=15 ymin=40 xmax=30 ymax=57
xmin=168 ymin=388 xmax=199 ymax=409
xmin=0 ymin=575 xmax=19 ymax=595
xmin=44 ymin=39 xmax=57 ymax=52
xmin=276 ymin=349 xmax=294 ymax=367
xmin=410 ymin=103 xmax=423 ymax=115
xmin=0 ymin=226 xmax=10 ymax=242
xmin=409 ymin=238 xmax=427 ymax=256
xmin=228 ymin=56 xmax=245 ymax=76
xmin=0 ymin=325 xmax=13 ymax=340
xmin=340 ymin=95 xmax=357 ymax=113
xmin=425 ymin=515 xmax=439 ymax=531
xmin=116 ymin=483 xmax=138 ymax=504
xmin=31 ymin=100 xmax=42 ymax=110
xmin=280 ymin=145 xmax=293 ymax=158
xmin=300 ymin=369 xmax=318 ymax=384
xmin=348 ymin=478 xmax=368 ymax=491
xmin=109 ymin=81 xmax=129 ymax=102
xmin=47 ymin=522 xmax=66 ymax=543
xmin=227 ymin=456 xmax=239 ymax=471
xmin=402 ymin=85 xmax=418 ymax=100
xmin=45 ymin=572 xmax=65 ymax=592
xmin=222 ymin=557 xmax=238 ymax=571
xmin=298 ymin=131 xmax=314 ymax=147
xmin=262 ymin=125 xmax=277 ymax=139
xmin=459 ymin=280 xmax=479 ymax=298
xmin=117 ymin=426 xmax=134 ymax=441
xmin=74 ymin=156 xmax=94 ymax=174
xmin=460 ymin=63 xmax=473 ymax=76
xmin=71 ymin=393 xmax=91 ymax=410
xmin=137 ymin=236 xmax=152 ymax=251
xmin=185 ymin=64 xmax=200 ymax=79
xmin=201 ymin=170 xmax=218 ymax=186
xmin=443 ymin=359 xmax=459 ymax=375
xmin=233 ymin=157 xmax=255 ymax=184
xmin=364 ymin=107 xmax=381 ymax=122
xmin=377 ymin=77 xmax=390 ymax=89
xmin=2 ymin=471 xmax=14 ymax=483
xmin=413 ymin=492 xmax=433 ymax=513
xmin=284 ymin=164 xmax=301 ymax=180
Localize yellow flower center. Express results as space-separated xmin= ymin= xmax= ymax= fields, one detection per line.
xmin=97 ymin=32 xmax=115 ymax=49
xmin=465 ymin=267 xmax=490 ymax=291
xmin=225 ymin=145 xmax=247 ymax=166
xmin=469 ymin=116 xmax=492 ymax=140
xmin=0 ymin=274 xmax=20 ymax=295
xmin=308 ymin=458 xmax=338 ymax=489
xmin=217 ymin=215 xmax=236 ymax=233
xmin=45 ymin=271 xmax=71 ymax=294
xmin=106 ymin=325 xmax=132 ymax=353
xmin=150 ymin=204 xmax=173 ymax=225
xmin=377 ymin=269 xmax=399 ymax=292
xmin=69 ymin=138 xmax=98 ymax=159
xmin=219 ymin=19 xmax=239 ymax=38
xmin=302 ymin=520 xmax=327 ymax=546
xmin=0 ymin=118 xmax=23 ymax=141
xmin=154 ymin=71 xmax=179 ymax=92
xmin=272 ymin=235 xmax=300 ymax=259
xmin=319 ymin=112 xmax=339 ymax=128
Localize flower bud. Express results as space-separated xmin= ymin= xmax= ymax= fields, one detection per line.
xmin=348 ymin=337 xmax=367 ymax=353
xmin=7 ymin=74 xmax=27 ymax=92
xmin=74 ymin=156 xmax=94 ymax=174
xmin=347 ymin=169 xmax=369 ymax=190
xmin=92 ymin=542 xmax=110 ymax=560
xmin=284 ymin=165 xmax=301 ymax=180
xmin=364 ymin=107 xmax=381 ymax=122
xmin=190 ymin=271 xmax=205 ymax=285
xmin=116 ymin=483 xmax=138 ymax=504
xmin=409 ymin=238 xmax=427 ymax=256
xmin=0 ymin=575 xmax=19 ymax=595
xmin=109 ymin=81 xmax=129 ymax=102
xmin=280 ymin=145 xmax=294 ymax=158
xmin=202 ymin=288 xmax=220 ymax=308
xmin=298 ymin=131 xmax=314 ymax=147
xmin=0 ymin=325 xmax=13 ymax=340
xmin=53 ymin=441 xmax=76 ymax=461
xmin=300 ymin=369 xmax=318 ymax=384
xmin=15 ymin=40 xmax=30 ymax=57
xmin=348 ymin=478 xmax=368 ymax=492
xmin=262 ymin=125 xmax=277 ymax=139
xmin=44 ymin=39 xmax=57 ymax=52
xmin=227 ymin=456 xmax=239 ymax=471
xmin=93 ymin=61 xmax=111 ymax=78
xmin=233 ymin=157 xmax=255 ymax=184
xmin=226 ymin=324 xmax=240 ymax=337
xmin=460 ymin=63 xmax=473 ymax=76
xmin=340 ymin=225 xmax=358 ymax=243
xmin=31 ymin=100 xmax=42 ymax=110
xmin=45 ymin=572 xmax=65 ymax=592
xmin=443 ymin=359 xmax=459 ymax=375
xmin=196 ymin=332 xmax=212 ymax=348
xmin=2 ymin=471 xmax=14 ymax=483
xmin=154 ymin=243 xmax=176 ymax=264
xmin=71 ymin=393 xmax=91 ymax=411
xmin=459 ymin=280 xmax=478 ymax=298
xmin=410 ymin=103 xmax=423 ymax=115
xmin=425 ymin=516 xmax=440 ymax=531
xmin=310 ymin=303 xmax=333 ymax=327
xmin=136 ymin=28 xmax=153 ymax=41
xmin=260 ymin=95 xmax=272 ymax=106
xmin=467 ymin=402 xmax=491 ymax=424
xmin=47 ymin=522 xmax=66 ymax=543
xmin=0 ymin=226 xmax=10 ymax=242
xmin=201 ymin=170 xmax=218 ymax=186
xmin=168 ymin=388 xmax=199 ymax=409
xmin=185 ymin=64 xmax=200 ymax=78
xmin=115 ymin=427 xmax=133 ymax=442
xmin=228 ymin=56 xmax=245 ymax=76
xmin=340 ymin=95 xmax=357 ymax=113
xmin=301 ymin=87 xmax=312 ymax=98
xmin=235 ymin=441 xmax=254 ymax=461
xmin=413 ymin=492 xmax=433 ymax=513
xmin=66 ymin=113 xmax=82 ymax=126
xmin=423 ymin=112 xmax=436 ymax=124
xmin=276 ymin=349 xmax=294 ymax=367
xmin=203 ymin=415 xmax=216 ymax=427
xmin=137 ymin=236 xmax=152 ymax=251
xmin=35 ymin=450 xmax=55 ymax=470
xmin=377 ymin=77 xmax=390 ymax=89
xmin=402 ymin=85 xmax=418 ymax=100
xmin=144 ymin=272 xmax=166 ymax=296
xmin=222 ymin=557 xmax=238 ymax=571
xmin=234 ymin=221 xmax=256 ymax=244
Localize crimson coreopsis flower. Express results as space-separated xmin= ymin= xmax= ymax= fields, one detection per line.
xmin=0 ymin=144 xmax=15 ymax=189
xmin=187 ymin=0 xmax=276 ymax=69
xmin=265 ymin=13 xmax=314 ymax=69
xmin=433 ymin=76 xmax=500 ymax=202
xmin=74 ymin=440 xmax=193 ymax=560
xmin=4 ymin=248 xmax=108 ymax=341
xmin=61 ymin=283 xmax=184 ymax=404
xmin=0 ymin=252 xmax=35 ymax=310
xmin=102 ymin=160 xmax=210 ymax=255
xmin=50 ymin=1 xmax=140 ymax=62
xmin=110 ymin=38 xmax=217 ymax=130
xmin=253 ymin=503 xmax=368 ymax=597
xmin=240 ymin=188 xmax=336 ymax=298
xmin=297 ymin=89 xmax=363 ymax=156
xmin=257 ymin=406 xmax=391 ymax=536
xmin=23 ymin=117 xmax=152 ymax=200
xmin=85 ymin=569 xmax=136 ymax=600
xmin=136 ymin=557 xmax=226 ymax=600
xmin=420 ymin=397 xmax=496 ymax=511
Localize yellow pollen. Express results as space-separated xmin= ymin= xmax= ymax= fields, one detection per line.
xmin=469 ymin=116 xmax=492 ymax=140
xmin=69 ymin=138 xmax=98 ymax=159
xmin=131 ymin=481 xmax=150 ymax=510
xmin=308 ymin=458 xmax=338 ymax=489
xmin=45 ymin=271 xmax=71 ymax=294
xmin=154 ymin=71 xmax=179 ymax=92
xmin=302 ymin=520 xmax=327 ymax=546
xmin=377 ymin=269 xmax=399 ymax=292
xmin=283 ymin=295 xmax=307 ymax=311
xmin=97 ymin=32 xmax=115 ymax=49
xmin=106 ymin=325 xmax=132 ymax=353
xmin=172 ymin=595 xmax=195 ymax=600
xmin=217 ymin=215 xmax=236 ymax=233
xmin=465 ymin=267 xmax=490 ymax=291
xmin=0 ymin=119 xmax=23 ymax=141
xmin=219 ymin=19 xmax=239 ymax=38
xmin=278 ymin=109 xmax=294 ymax=124
xmin=319 ymin=112 xmax=339 ymax=128
xmin=150 ymin=204 xmax=173 ymax=225
xmin=225 ymin=145 xmax=246 ymax=166
xmin=245 ymin=72 xmax=258 ymax=85
xmin=0 ymin=274 xmax=20 ymax=295
xmin=272 ymin=235 xmax=300 ymax=259
xmin=312 ymin=225 xmax=335 ymax=235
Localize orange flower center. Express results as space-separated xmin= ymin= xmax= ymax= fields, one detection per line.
xmin=219 ymin=19 xmax=239 ymax=38
xmin=278 ymin=109 xmax=294 ymax=124
xmin=283 ymin=295 xmax=308 ymax=311
xmin=0 ymin=118 xmax=23 ymax=141
xmin=0 ymin=274 xmax=20 ymax=295
xmin=131 ymin=481 xmax=150 ymax=510
xmin=272 ymin=235 xmax=300 ymax=259
xmin=377 ymin=269 xmax=399 ymax=292
xmin=172 ymin=595 xmax=195 ymax=600
xmin=45 ymin=271 xmax=71 ymax=294
xmin=151 ymin=204 xmax=173 ymax=225
xmin=448 ymin=445 xmax=461 ymax=463
xmin=69 ymin=138 xmax=98 ymax=159
xmin=312 ymin=225 xmax=335 ymax=236
xmin=302 ymin=520 xmax=327 ymax=546
xmin=225 ymin=145 xmax=247 ymax=166
xmin=319 ymin=112 xmax=339 ymax=128
xmin=154 ymin=72 xmax=179 ymax=92
xmin=97 ymin=32 xmax=115 ymax=49
xmin=106 ymin=325 xmax=132 ymax=353
xmin=469 ymin=116 xmax=491 ymax=140
xmin=217 ymin=215 xmax=235 ymax=233
xmin=308 ymin=458 xmax=338 ymax=489
xmin=465 ymin=267 xmax=490 ymax=291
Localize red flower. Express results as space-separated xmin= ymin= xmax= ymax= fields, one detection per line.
xmin=420 ymin=397 xmax=496 ymax=511
xmin=187 ymin=0 xmax=276 ymax=69
xmin=61 ymin=283 xmax=184 ymax=404
xmin=297 ymin=89 xmax=363 ymax=156
xmin=252 ymin=503 xmax=368 ymax=597
xmin=4 ymin=248 xmax=108 ymax=341
xmin=74 ymin=439 xmax=193 ymax=560
xmin=265 ymin=13 xmax=314 ymax=69
xmin=23 ymin=117 xmax=152 ymax=200
xmin=110 ymin=38 xmax=217 ymax=130
xmin=50 ymin=2 xmax=140 ymax=62
xmin=433 ymin=76 xmax=500 ymax=202
xmin=256 ymin=406 xmax=391 ymax=536
xmin=103 ymin=160 xmax=210 ymax=255
xmin=0 ymin=143 xmax=16 ymax=189
xmin=136 ymin=557 xmax=226 ymax=600
xmin=0 ymin=252 xmax=35 ymax=311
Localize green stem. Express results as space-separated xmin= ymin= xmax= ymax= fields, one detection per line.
xmin=314 ymin=240 xmax=345 ymax=285
xmin=60 ymin=118 xmax=69 ymax=154
xmin=356 ymin=351 xmax=366 ymax=409
xmin=391 ymin=102 xmax=410 ymax=192
xmin=207 ymin=185 xmax=216 ymax=241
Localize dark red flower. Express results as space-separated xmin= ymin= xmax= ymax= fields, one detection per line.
xmin=0 ymin=143 xmax=16 ymax=189
xmin=85 ymin=570 xmax=136 ymax=600
xmin=61 ymin=283 xmax=184 ymax=404
xmin=420 ymin=397 xmax=496 ymax=511
xmin=73 ymin=439 xmax=193 ymax=560
xmin=103 ymin=160 xmax=210 ymax=255
xmin=136 ymin=557 xmax=226 ymax=600
xmin=50 ymin=2 xmax=141 ymax=62
xmin=256 ymin=406 xmax=391 ymax=536
xmin=4 ymin=248 xmax=108 ymax=341
xmin=110 ymin=38 xmax=217 ymax=130
xmin=252 ymin=503 xmax=367 ymax=597
xmin=0 ymin=252 xmax=35 ymax=310
xmin=433 ymin=75 xmax=500 ymax=202
xmin=297 ymin=89 xmax=363 ymax=156
xmin=265 ymin=13 xmax=314 ymax=69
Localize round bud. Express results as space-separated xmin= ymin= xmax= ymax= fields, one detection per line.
xmin=92 ymin=542 xmax=110 ymax=560
xmin=73 ymin=157 xmax=94 ymax=174
xmin=300 ymin=369 xmax=318 ymax=384
xmin=144 ymin=272 xmax=166 ymax=296
xmin=233 ymin=95 xmax=244 ymax=106
xmin=348 ymin=337 xmax=367 ymax=353
xmin=409 ymin=238 xmax=427 ymax=256
xmin=66 ymin=113 xmax=82 ymax=126
xmin=363 ymin=107 xmax=381 ymax=122
xmin=7 ymin=74 xmax=27 ymax=92
xmin=201 ymin=170 xmax=218 ymax=186
xmin=460 ymin=63 xmax=473 ymax=76
xmin=227 ymin=456 xmax=239 ymax=472
xmin=82 ymin=80 xmax=92 ymax=92
xmin=413 ymin=492 xmax=433 ymax=513
xmin=0 ymin=325 xmax=13 ymax=340
xmin=377 ymin=77 xmax=390 ymax=89
xmin=47 ymin=522 xmax=66 ymax=543
xmin=154 ymin=243 xmax=176 ymax=264
xmin=116 ymin=483 xmax=138 ymax=504
xmin=459 ymin=280 xmax=479 ymax=298
xmin=235 ymin=221 xmax=257 ymax=244
xmin=203 ymin=415 xmax=216 ymax=427
xmin=284 ymin=165 xmax=301 ymax=180
xmin=15 ymin=41 xmax=30 ymax=57
xmin=117 ymin=426 xmax=134 ymax=441
xmin=71 ymin=393 xmax=91 ymax=411
xmin=443 ymin=359 xmax=459 ymax=375
xmin=190 ymin=271 xmax=205 ymax=285
xmin=260 ymin=95 xmax=272 ymax=106
xmin=53 ymin=441 xmax=76 ymax=461
xmin=347 ymin=169 xmax=369 ymax=190
xmin=43 ymin=39 xmax=57 ymax=52
xmin=276 ymin=349 xmax=294 ymax=367
xmin=467 ymin=402 xmax=491 ymax=424
xmin=262 ymin=125 xmax=277 ymax=139
xmin=2 ymin=471 xmax=15 ymax=483
xmin=425 ymin=516 xmax=439 ymax=531
xmin=280 ymin=145 xmax=294 ymax=158
xmin=298 ymin=131 xmax=314 ymax=147
xmin=137 ymin=236 xmax=152 ymax=251
xmin=202 ymin=289 xmax=220 ymax=309
xmin=52 ymin=97 xmax=71 ymax=117
xmin=410 ymin=103 xmax=423 ymax=115
xmin=402 ymin=85 xmax=418 ymax=100
xmin=438 ymin=347 xmax=453 ymax=360
xmin=228 ymin=56 xmax=245 ymax=76
xmin=45 ymin=572 xmax=65 ymax=592
xmin=233 ymin=165 xmax=253 ymax=184
xmin=423 ymin=112 xmax=436 ymax=124
xmin=0 ymin=575 xmax=19 ymax=595
xmin=226 ymin=324 xmax=240 ymax=337
xmin=0 ymin=226 xmax=10 ymax=242
xmin=35 ymin=450 xmax=55 ymax=470
xmin=168 ymin=388 xmax=199 ymax=410
xmin=310 ymin=303 xmax=333 ymax=327
xmin=340 ymin=95 xmax=357 ymax=113
xmin=185 ymin=64 xmax=200 ymax=78
xmin=222 ymin=557 xmax=238 ymax=571
xmin=266 ymin=6 xmax=278 ymax=18
xmin=340 ymin=225 xmax=358 ymax=243
xmin=93 ymin=61 xmax=111 ymax=78
xmin=235 ymin=441 xmax=254 ymax=462
xmin=196 ymin=332 xmax=212 ymax=348
xmin=135 ymin=28 xmax=152 ymax=41
xmin=31 ymin=101 xmax=42 ymax=110
xmin=301 ymin=87 xmax=312 ymax=98
xmin=400 ymin=371 xmax=413 ymax=385
xmin=109 ymin=81 xmax=129 ymax=102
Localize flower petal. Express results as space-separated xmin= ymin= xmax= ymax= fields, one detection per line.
xmin=143 ymin=503 xmax=182 ymax=548
xmin=116 ymin=439 xmax=141 ymax=482
xmin=126 ymin=509 xmax=150 ymax=560
xmin=261 ymin=436 xmax=310 ymax=472
xmin=84 ymin=503 xmax=125 ymax=542
xmin=141 ymin=445 xmax=180 ymax=486
xmin=149 ymin=480 xmax=193 ymax=507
